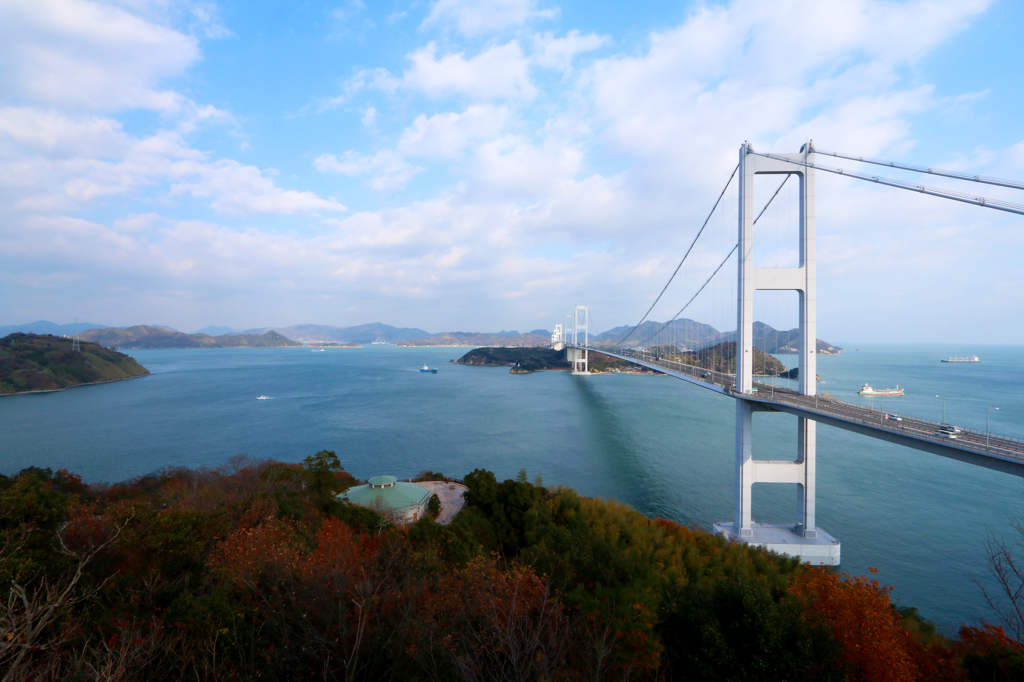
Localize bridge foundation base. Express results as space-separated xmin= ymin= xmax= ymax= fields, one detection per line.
xmin=713 ymin=522 xmax=840 ymax=566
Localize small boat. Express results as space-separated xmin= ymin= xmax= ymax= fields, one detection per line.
xmin=420 ymin=365 xmax=437 ymax=373
xmin=311 ymin=348 xmax=325 ymax=352
xmin=256 ymin=395 xmax=271 ymax=400
xmin=941 ymin=355 xmax=979 ymax=363
xmin=858 ymin=383 xmax=904 ymax=396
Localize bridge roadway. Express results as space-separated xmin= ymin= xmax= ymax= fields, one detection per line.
xmin=570 ymin=345 xmax=1024 ymax=478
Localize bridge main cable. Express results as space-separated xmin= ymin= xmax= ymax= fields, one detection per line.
xmin=814 ymin=149 xmax=1024 ymax=191
xmin=749 ymin=151 xmax=1024 ymax=216
xmin=617 ymin=164 xmax=738 ymax=346
xmin=641 ymin=242 xmax=738 ymax=345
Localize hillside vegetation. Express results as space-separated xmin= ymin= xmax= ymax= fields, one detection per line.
xmin=0 ymin=333 xmax=149 ymax=394
xmin=457 ymin=347 xmax=571 ymax=371
xmin=648 ymin=341 xmax=787 ymax=375
xmin=79 ymin=325 xmax=301 ymax=349
xmin=1 ymin=457 xmax=1020 ymax=680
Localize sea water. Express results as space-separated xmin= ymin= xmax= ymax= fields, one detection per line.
xmin=2 ymin=343 xmax=1022 ymax=630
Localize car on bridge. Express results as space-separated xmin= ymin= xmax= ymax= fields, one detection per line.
xmin=884 ymin=414 xmax=902 ymax=422
xmin=937 ymin=424 xmax=963 ymax=438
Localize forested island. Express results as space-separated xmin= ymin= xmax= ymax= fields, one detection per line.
xmin=457 ymin=347 xmax=572 ymax=371
xmin=1 ymin=457 xmax=1021 ymax=680
xmin=651 ymin=341 xmax=787 ymax=376
xmin=456 ymin=344 xmax=788 ymax=377
xmin=0 ymin=333 xmax=149 ymax=394
xmin=78 ymin=325 xmax=301 ymax=349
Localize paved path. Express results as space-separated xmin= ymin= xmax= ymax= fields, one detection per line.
xmin=417 ymin=481 xmax=468 ymax=525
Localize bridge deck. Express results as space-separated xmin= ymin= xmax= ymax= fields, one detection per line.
xmin=573 ymin=345 xmax=1024 ymax=477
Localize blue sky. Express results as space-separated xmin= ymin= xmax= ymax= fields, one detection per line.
xmin=1 ymin=0 xmax=1022 ymax=342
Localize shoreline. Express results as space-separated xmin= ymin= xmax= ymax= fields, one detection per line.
xmin=0 ymin=372 xmax=150 ymax=398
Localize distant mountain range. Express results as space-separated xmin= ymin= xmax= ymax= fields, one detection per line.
xmin=3 ymin=319 xmax=840 ymax=354
xmin=398 ymin=331 xmax=551 ymax=347
xmin=78 ymin=326 xmax=301 ymax=349
xmin=593 ymin=319 xmax=842 ymax=355
xmin=231 ymin=323 xmax=431 ymax=344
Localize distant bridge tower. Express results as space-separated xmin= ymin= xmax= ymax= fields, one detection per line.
xmin=713 ymin=141 xmax=840 ymax=566
xmin=568 ymin=305 xmax=589 ymax=374
xmin=72 ymin=316 xmax=81 ymax=352
xmin=551 ymin=324 xmax=564 ymax=350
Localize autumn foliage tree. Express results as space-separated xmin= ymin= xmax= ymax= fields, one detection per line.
xmin=1 ymin=459 xmax=1021 ymax=681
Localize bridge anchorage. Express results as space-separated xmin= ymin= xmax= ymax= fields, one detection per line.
xmin=558 ymin=140 xmax=1024 ymax=567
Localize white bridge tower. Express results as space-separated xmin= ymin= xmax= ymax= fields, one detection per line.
xmin=713 ymin=141 xmax=840 ymax=566
xmin=567 ymin=304 xmax=589 ymax=374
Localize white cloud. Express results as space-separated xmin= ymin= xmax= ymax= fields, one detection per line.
xmin=314 ymin=150 xmax=423 ymax=191
xmin=0 ymin=107 xmax=344 ymax=216
xmin=422 ymin=0 xmax=557 ymax=37
xmin=1006 ymin=140 xmax=1024 ymax=172
xmin=403 ymin=41 xmax=536 ymax=100
xmin=397 ymin=105 xmax=510 ymax=160
xmin=171 ymin=160 xmax=348 ymax=215
xmin=113 ymin=212 xmax=161 ymax=232
xmin=0 ymin=0 xmax=199 ymax=112
xmin=532 ymin=30 xmax=609 ymax=72
xmin=332 ymin=0 xmax=365 ymax=22
xmin=2 ymin=0 xmax=1018 ymax=341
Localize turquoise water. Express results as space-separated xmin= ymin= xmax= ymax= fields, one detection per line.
xmin=2 ymin=344 xmax=1023 ymax=630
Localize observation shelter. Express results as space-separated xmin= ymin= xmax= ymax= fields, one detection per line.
xmin=340 ymin=475 xmax=431 ymax=523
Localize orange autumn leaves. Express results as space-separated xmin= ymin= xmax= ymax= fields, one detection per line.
xmin=792 ymin=567 xmax=919 ymax=682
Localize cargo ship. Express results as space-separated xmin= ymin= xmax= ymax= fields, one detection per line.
xmin=858 ymin=383 xmax=904 ymax=396
xmin=941 ymin=355 xmax=979 ymax=363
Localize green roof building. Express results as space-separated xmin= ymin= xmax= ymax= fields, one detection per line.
xmin=340 ymin=475 xmax=431 ymax=523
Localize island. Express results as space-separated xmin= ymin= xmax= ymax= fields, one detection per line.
xmin=456 ymin=344 xmax=790 ymax=376
xmin=652 ymin=341 xmax=787 ymax=376
xmin=78 ymin=325 xmax=302 ymax=349
xmin=1 ymin=333 xmax=150 ymax=394
xmin=456 ymin=347 xmax=570 ymax=372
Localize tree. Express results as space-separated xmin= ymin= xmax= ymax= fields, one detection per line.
xmin=427 ymin=494 xmax=441 ymax=518
xmin=659 ymin=578 xmax=843 ymax=681
xmin=0 ymin=507 xmax=132 ymax=681
xmin=791 ymin=567 xmax=917 ymax=682
xmin=979 ymin=519 xmax=1024 ymax=642
xmin=303 ymin=449 xmax=348 ymax=498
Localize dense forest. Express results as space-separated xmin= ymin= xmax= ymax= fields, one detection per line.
xmin=1 ymin=456 xmax=1022 ymax=681
xmin=649 ymin=341 xmax=787 ymax=376
xmin=0 ymin=333 xmax=149 ymax=394
xmin=457 ymin=347 xmax=571 ymax=372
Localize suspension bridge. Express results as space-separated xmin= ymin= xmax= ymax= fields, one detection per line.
xmin=553 ymin=141 xmax=1024 ymax=566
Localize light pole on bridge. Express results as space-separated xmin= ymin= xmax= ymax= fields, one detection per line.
xmin=987 ymin=407 xmax=1000 ymax=453
xmin=936 ymin=394 xmax=946 ymax=424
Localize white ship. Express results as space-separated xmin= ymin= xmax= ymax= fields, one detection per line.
xmin=371 ymin=337 xmax=388 ymax=345
xmin=256 ymin=395 xmax=271 ymax=400
xmin=858 ymin=383 xmax=904 ymax=396
xmin=941 ymin=355 xmax=979 ymax=363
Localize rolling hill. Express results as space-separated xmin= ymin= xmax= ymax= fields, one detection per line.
xmin=1 ymin=333 xmax=149 ymax=394
xmin=78 ymin=326 xmax=301 ymax=349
